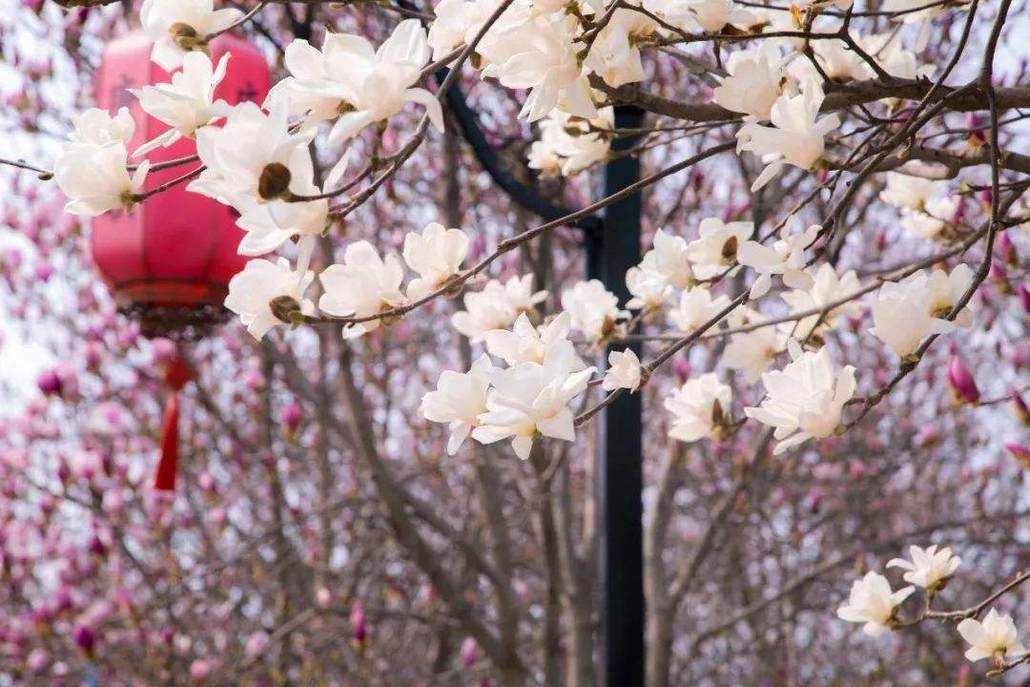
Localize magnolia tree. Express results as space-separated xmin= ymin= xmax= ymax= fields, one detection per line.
xmin=1 ymin=0 xmax=1028 ymax=684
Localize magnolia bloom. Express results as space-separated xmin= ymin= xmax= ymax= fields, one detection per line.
xmin=870 ymin=265 xmax=973 ymax=357
xmin=67 ymin=107 xmax=135 ymax=148
xmin=234 ymin=196 xmax=329 ymax=256
xmin=485 ymin=14 xmax=596 ymax=122
xmin=190 ymin=99 xmax=317 ymax=211
xmin=685 ymin=0 xmax=756 ymax=32
xmin=780 ymin=264 xmax=862 ymax=340
xmin=886 ymin=545 xmax=961 ymax=590
xmin=427 ymin=0 xmax=504 ymax=60
xmin=55 ymin=144 xmax=150 ymax=217
xmin=736 ymin=81 xmax=841 ymax=191
xmin=473 ymin=346 xmax=595 ymax=459
xmin=669 ymin=287 xmax=732 ymax=333
xmin=722 ymin=324 xmax=784 ymax=383
xmin=140 ymin=0 xmax=243 ymax=70
xmin=900 ymin=196 xmax=960 ymax=241
xmin=957 ymin=609 xmax=1027 ymax=664
xmin=452 ymin=275 xmax=547 ymax=340
xmin=602 ymin=348 xmax=642 ymax=392
xmin=626 ymin=254 xmax=672 ymax=311
xmin=584 ymin=9 xmax=657 ymax=88
xmin=738 ymin=224 xmax=819 ymax=298
xmin=880 ymin=172 xmax=942 ymax=210
xmin=318 ymin=241 xmax=407 ymax=339
xmin=403 ymin=223 xmax=469 ymax=300
xmin=836 ymin=571 xmax=914 ymax=637
xmin=528 ymin=108 xmax=612 ymax=177
xmin=484 ymin=313 xmax=583 ymax=367
xmin=561 ymin=279 xmax=621 ymax=342
xmin=790 ymin=40 xmax=870 ymax=83
xmin=421 ymin=354 xmax=494 ymax=454
xmin=665 ymin=373 xmax=732 ymax=442
xmin=649 ymin=229 xmax=695 ymax=290
xmin=713 ymin=44 xmax=787 ymax=121
xmin=131 ymin=52 xmax=232 ymax=156
xmin=744 ymin=341 xmax=856 ymax=455
xmin=224 ymin=257 xmax=315 ymax=339
xmin=686 ymin=217 xmax=753 ymax=280
xmin=272 ymin=20 xmax=443 ymax=148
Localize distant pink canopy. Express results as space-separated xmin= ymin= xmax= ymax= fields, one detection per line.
xmin=90 ymin=32 xmax=269 ymax=336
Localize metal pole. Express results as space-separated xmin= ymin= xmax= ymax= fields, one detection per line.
xmin=590 ymin=104 xmax=645 ymax=687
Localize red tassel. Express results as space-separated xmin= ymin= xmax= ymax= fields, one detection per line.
xmin=155 ymin=392 xmax=180 ymax=491
xmin=154 ymin=354 xmax=193 ymax=492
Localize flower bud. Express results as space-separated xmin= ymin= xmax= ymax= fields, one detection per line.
xmin=989 ymin=262 xmax=1011 ymax=294
xmin=189 ymin=659 xmax=211 ymax=682
xmin=460 ymin=637 xmax=480 ymax=667
xmin=350 ymin=601 xmax=368 ymax=652
xmin=279 ymin=402 xmax=303 ymax=440
xmin=36 ymin=370 xmax=62 ymax=397
xmin=1004 ymin=442 xmax=1030 ymax=467
xmin=947 ymin=354 xmax=980 ymax=405
xmin=672 ymin=357 xmax=691 ymax=383
xmin=1019 ymin=284 xmax=1030 ymax=316
xmin=1011 ymin=388 xmax=1029 ymax=425
xmin=72 ymin=624 xmax=96 ymax=657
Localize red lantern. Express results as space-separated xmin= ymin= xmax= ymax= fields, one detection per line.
xmin=92 ymin=32 xmax=270 ymax=337
xmin=91 ymin=34 xmax=270 ymax=490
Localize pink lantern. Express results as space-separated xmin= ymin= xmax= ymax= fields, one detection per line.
xmin=91 ymin=34 xmax=270 ymax=490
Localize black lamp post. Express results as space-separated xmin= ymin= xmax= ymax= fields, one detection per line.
xmin=441 ymin=73 xmax=647 ymax=687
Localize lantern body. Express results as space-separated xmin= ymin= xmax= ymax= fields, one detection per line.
xmin=91 ymin=34 xmax=270 ymax=336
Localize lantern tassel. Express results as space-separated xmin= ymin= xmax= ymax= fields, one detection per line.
xmin=154 ymin=354 xmax=193 ymax=491
xmin=154 ymin=392 xmax=180 ymax=491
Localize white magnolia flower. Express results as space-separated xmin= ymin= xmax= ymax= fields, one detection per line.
xmin=190 ymin=99 xmax=317 ymax=211
xmin=272 ymin=20 xmax=443 ymax=148
xmin=485 ymin=13 xmax=596 ymax=122
xmin=234 ymin=196 xmax=329 ymax=256
xmin=67 ymin=107 xmax=135 ymax=148
xmin=649 ymin=229 xmax=695 ymax=290
xmin=669 ymin=286 xmax=732 ymax=333
xmin=790 ymin=40 xmax=870 ymax=83
xmin=957 ymin=609 xmax=1027 ymax=663
xmin=836 ymin=571 xmax=914 ymax=637
xmin=472 ymin=345 xmax=595 ymax=459
xmin=738 ymin=223 xmax=819 ymax=298
xmin=626 ymin=253 xmax=673 ymax=311
xmin=403 ymin=223 xmax=469 ymax=300
xmin=602 ymin=348 xmax=642 ymax=392
xmin=744 ymin=341 xmax=856 ymax=454
xmin=55 ymin=144 xmax=150 ymax=217
xmin=863 ymin=33 xmax=933 ymax=81
xmin=131 ymin=51 xmax=233 ymax=156
xmin=452 ymin=275 xmax=547 ymax=340
xmin=736 ymin=80 xmax=841 ymax=191
xmin=484 ymin=312 xmax=583 ymax=367
xmin=318 ymin=241 xmax=407 ymax=339
xmin=528 ymin=108 xmax=612 ymax=177
xmin=713 ymin=43 xmax=787 ymax=121
xmin=224 ymin=257 xmax=315 ymax=339
xmin=665 ymin=373 xmax=732 ymax=442
xmin=780 ymin=264 xmax=862 ymax=340
xmin=870 ymin=265 xmax=973 ymax=357
xmin=886 ymin=545 xmax=961 ymax=590
xmin=722 ymin=322 xmax=785 ymax=383
xmin=880 ymin=172 xmax=942 ymax=210
xmin=560 ymin=279 xmax=622 ymax=342
xmin=427 ymin=0 xmax=504 ymax=60
xmin=584 ymin=8 xmax=657 ymax=88
xmin=140 ymin=0 xmax=243 ymax=71
xmin=900 ymin=195 xmax=960 ymax=241
xmin=686 ymin=217 xmax=753 ymax=280
xmin=685 ymin=0 xmax=756 ymax=33
xmin=421 ymin=354 xmax=494 ymax=454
